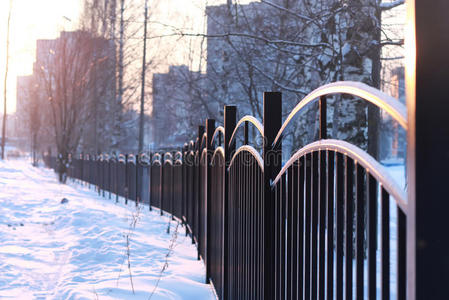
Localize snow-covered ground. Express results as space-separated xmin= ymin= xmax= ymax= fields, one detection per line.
xmin=0 ymin=159 xmax=215 ymax=300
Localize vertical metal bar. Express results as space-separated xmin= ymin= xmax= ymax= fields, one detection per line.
xmin=171 ymin=155 xmax=174 ymax=220
xmin=326 ymin=150 xmax=335 ymax=300
xmin=115 ymin=155 xmax=119 ymax=202
xmin=381 ymin=187 xmax=390 ymax=300
xmin=311 ymin=151 xmax=319 ymax=299
xmin=196 ymin=126 xmax=204 ymax=260
xmin=345 ymin=157 xmax=354 ymax=300
xmin=190 ymin=150 xmax=195 ymax=243
xmin=108 ymin=157 xmax=112 ymax=199
xmin=244 ymin=120 xmax=249 ymax=145
xmin=88 ymin=154 xmax=91 ymax=189
xmin=367 ymin=173 xmax=377 ymax=300
xmin=181 ymin=148 xmax=185 ymax=217
xmin=223 ymin=105 xmax=236 ymax=300
xmin=103 ymin=156 xmax=106 ymax=197
xmin=81 ymin=153 xmax=84 ymax=182
xmin=336 ymin=152 xmax=344 ymax=300
xmin=398 ymin=208 xmax=406 ymax=300
xmin=245 ymin=152 xmax=249 ymax=299
xmin=160 ymin=154 xmax=164 ymax=216
xmin=235 ymin=156 xmax=238 ymax=299
xmin=287 ymin=166 xmax=293 ymax=300
xmin=259 ymin=164 xmax=263 ymax=300
xmin=411 ymin=2 xmax=449 ymax=299
xmin=125 ymin=154 xmax=128 ymax=204
xmin=98 ymin=156 xmax=102 ymax=195
xmin=206 ymin=119 xmax=215 ymax=283
xmin=149 ymin=153 xmax=153 ymax=211
xmin=292 ymin=160 xmax=299 ymax=300
xmin=318 ymin=150 xmax=326 ymax=300
xmin=304 ymin=153 xmax=311 ymax=300
xmin=298 ymin=156 xmax=305 ymax=300
xmin=136 ymin=154 xmax=140 ymax=205
xmin=273 ymin=175 xmax=277 ymax=298
xmin=319 ymin=95 xmax=327 ymax=140
xmin=355 ymin=163 xmax=365 ymax=299
xmin=263 ymin=92 xmax=282 ymax=300
xmin=281 ymin=172 xmax=286 ymax=300
xmin=238 ymin=154 xmax=242 ymax=298
xmin=252 ymin=161 xmax=256 ymax=300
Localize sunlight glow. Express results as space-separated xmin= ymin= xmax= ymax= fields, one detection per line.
xmin=405 ymin=0 xmax=416 ymax=117
xmin=0 ymin=0 xmax=81 ymax=114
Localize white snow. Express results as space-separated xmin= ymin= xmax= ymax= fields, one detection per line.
xmin=0 ymin=159 xmax=215 ymax=300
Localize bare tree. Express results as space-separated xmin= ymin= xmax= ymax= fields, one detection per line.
xmin=1 ymin=0 xmax=13 ymax=160
xmin=150 ymin=0 xmax=405 ymax=156
xmin=22 ymin=77 xmax=43 ymax=166
xmin=138 ymin=0 xmax=149 ymax=153
xmin=36 ymin=32 xmax=108 ymax=181
xmin=80 ymin=0 xmax=168 ymax=153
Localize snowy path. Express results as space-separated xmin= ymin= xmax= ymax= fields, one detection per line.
xmin=0 ymin=160 xmax=215 ymax=300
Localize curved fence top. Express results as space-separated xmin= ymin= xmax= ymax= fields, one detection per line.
xmin=201 ymin=132 xmax=207 ymax=148
xmin=174 ymin=151 xmax=182 ymax=161
xmin=272 ymin=139 xmax=407 ymax=213
xmin=229 ymin=145 xmax=264 ymax=171
xmin=139 ymin=153 xmax=151 ymax=165
xmin=118 ymin=154 xmax=126 ymax=163
xmin=152 ymin=153 xmax=162 ymax=164
xmin=127 ymin=154 xmax=136 ymax=164
xmin=229 ymin=115 xmax=264 ymax=147
xmin=212 ymin=146 xmax=224 ymax=161
xmin=273 ymin=81 xmax=408 ymax=147
xmin=212 ymin=126 xmax=225 ymax=145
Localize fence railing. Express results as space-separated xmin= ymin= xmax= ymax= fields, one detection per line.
xmin=44 ymin=81 xmax=408 ymax=300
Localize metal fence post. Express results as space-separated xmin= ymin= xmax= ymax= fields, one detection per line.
xmin=197 ymin=125 xmax=205 ymax=260
xmin=263 ymin=92 xmax=282 ymax=300
xmin=319 ymin=95 xmax=327 ymax=139
xmin=115 ymin=154 xmax=119 ymax=203
xmin=244 ymin=120 xmax=249 ymax=145
xmin=160 ymin=153 xmax=164 ymax=216
xmin=149 ymin=152 xmax=153 ymax=211
xmin=206 ymin=118 xmax=215 ymax=284
xmin=182 ymin=145 xmax=187 ymax=222
xmin=87 ymin=154 xmax=91 ymax=189
xmin=223 ymin=105 xmax=236 ymax=300
xmin=125 ymin=154 xmax=129 ymax=204
xmin=171 ymin=151 xmax=175 ymax=221
xmin=102 ymin=155 xmax=105 ymax=196
xmin=81 ymin=153 xmax=84 ymax=183
xmin=108 ymin=155 xmax=111 ymax=199
xmin=136 ymin=153 xmax=140 ymax=206
xmin=98 ymin=155 xmax=101 ymax=196
xmin=409 ymin=1 xmax=449 ymax=299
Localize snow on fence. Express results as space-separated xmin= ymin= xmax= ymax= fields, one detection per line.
xmin=44 ymin=81 xmax=407 ymax=300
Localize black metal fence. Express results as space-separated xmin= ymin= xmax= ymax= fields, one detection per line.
xmin=44 ymin=81 xmax=408 ymax=300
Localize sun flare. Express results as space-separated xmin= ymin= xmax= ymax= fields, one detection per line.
xmin=0 ymin=0 xmax=80 ymax=114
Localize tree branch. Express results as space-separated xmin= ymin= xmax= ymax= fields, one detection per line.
xmin=380 ymin=0 xmax=405 ymax=11
xmin=260 ymin=0 xmax=312 ymax=22
xmin=146 ymin=31 xmax=331 ymax=49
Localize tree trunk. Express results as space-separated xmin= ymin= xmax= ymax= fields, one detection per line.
xmin=367 ymin=3 xmax=382 ymax=159
xmin=138 ymin=0 xmax=148 ymax=153
xmin=1 ymin=0 xmax=12 ymax=160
